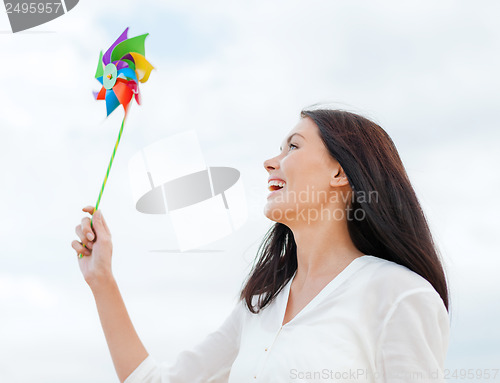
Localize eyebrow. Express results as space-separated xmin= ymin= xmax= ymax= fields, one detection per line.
xmin=280 ymin=133 xmax=306 ymax=151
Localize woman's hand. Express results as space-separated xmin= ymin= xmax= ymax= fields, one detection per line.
xmin=71 ymin=206 xmax=113 ymax=288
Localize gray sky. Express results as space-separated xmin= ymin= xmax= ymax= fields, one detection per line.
xmin=1 ymin=1 xmax=499 ymax=381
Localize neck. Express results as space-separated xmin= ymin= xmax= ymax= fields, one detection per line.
xmin=288 ymin=214 xmax=364 ymax=282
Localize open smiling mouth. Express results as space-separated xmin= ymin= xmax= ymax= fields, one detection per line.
xmin=268 ymin=180 xmax=286 ymax=192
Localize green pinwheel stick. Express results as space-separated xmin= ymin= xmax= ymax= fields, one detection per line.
xmin=79 ymin=27 xmax=154 ymax=258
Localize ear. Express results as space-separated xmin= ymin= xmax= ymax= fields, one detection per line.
xmin=330 ymin=166 xmax=349 ymax=188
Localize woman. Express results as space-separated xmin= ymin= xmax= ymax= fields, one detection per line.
xmin=72 ymin=108 xmax=450 ymax=383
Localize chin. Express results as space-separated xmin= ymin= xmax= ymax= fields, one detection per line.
xmin=263 ymin=203 xmax=291 ymax=225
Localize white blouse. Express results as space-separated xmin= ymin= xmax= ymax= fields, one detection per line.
xmin=124 ymin=255 xmax=450 ymax=383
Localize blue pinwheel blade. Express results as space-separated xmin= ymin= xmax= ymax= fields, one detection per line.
xmin=105 ymin=89 xmax=121 ymax=116
xmin=117 ymin=67 xmax=137 ymax=82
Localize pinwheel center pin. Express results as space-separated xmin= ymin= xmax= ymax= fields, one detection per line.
xmin=103 ymin=63 xmax=118 ymax=90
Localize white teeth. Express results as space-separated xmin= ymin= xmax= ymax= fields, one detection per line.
xmin=268 ymin=180 xmax=286 ymax=189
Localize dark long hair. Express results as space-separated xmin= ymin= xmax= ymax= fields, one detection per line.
xmin=239 ymin=108 xmax=449 ymax=314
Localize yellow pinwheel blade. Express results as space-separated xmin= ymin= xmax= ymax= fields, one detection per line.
xmin=129 ymin=52 xmax=154 ymax=83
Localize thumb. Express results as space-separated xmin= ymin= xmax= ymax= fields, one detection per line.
xmin=92 ymin=210 xmax=108 ymax=238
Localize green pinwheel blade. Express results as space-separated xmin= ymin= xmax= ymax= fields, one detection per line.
xmin=95 ymin=50 xmax=104 ymax=79
xmin=121 ymin=58 xmax=136 ymax=71
xmin=110 ymin=33 xmax=149 ymax=62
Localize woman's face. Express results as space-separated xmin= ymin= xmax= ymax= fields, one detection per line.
xmin=263 ymin=117 xmax=346 ymax=224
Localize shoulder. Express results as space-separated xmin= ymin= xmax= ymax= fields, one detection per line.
xmin=356 ymin=255 xmax=440 ymax=299
xmin=356 ymin=257 xmax=449 ymax=349
xmin=351 ymin=255 xmax=448 ymax=324
xmin=371 ymin=262 xmax=450 ymax=370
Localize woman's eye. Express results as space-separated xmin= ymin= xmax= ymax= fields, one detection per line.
xmin=288 ymin=143 xmax=298 ymax=150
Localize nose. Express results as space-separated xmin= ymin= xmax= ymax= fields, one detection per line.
xmin=263 ymin=155 xmax=280 ymax=173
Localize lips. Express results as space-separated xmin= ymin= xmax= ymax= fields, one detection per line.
xmin=268 ymin=179 xmax=286 ymax=192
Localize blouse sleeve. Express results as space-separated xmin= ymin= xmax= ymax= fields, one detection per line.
xmin=124 ymin=300 xmax=245 ymax=383
xmin=375 ymin=288 xmax=450 ymax=383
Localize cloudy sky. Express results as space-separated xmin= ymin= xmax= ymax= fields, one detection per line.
xmin=1 ymin=1 xmax=499 ymax=382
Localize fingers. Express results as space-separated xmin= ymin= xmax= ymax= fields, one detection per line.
xmin=80 ymin=216 xmax=95 ymax=242
xmin=82 ymin=206 xmax=96 ymax=215
xmin=81 ymin=206 xmax=110 ymax=236
xmin=72 ymin=206 xmax=111 ymax=259
xmin=75 ymin=224 xmax=93 ymax=249
xmin=73 ymin=205 xmax=98 ymax=258
xmin=72 ymin=240 xmax=91 ymax=257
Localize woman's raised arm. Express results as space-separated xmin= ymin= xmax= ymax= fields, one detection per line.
xmin=71 ymin=206 xmax=149 ymax=383
xmin=72 ymin=206 xmax=244 ymax=383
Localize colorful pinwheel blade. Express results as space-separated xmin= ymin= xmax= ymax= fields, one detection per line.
xmin=105 ymin=89 xmax=120 ymax=116
xmin=129 ymin=52 xmax=154 ymax=83
xmin=115 ymin=60 xmax=129 ymax=70
xmin=110 ymin=33 xmax=148 ymax=63
xmin=117 ymin=67 xmax=138 ymax=82
xmin=120 ymin=58 xmax=136 ymax=71
xmin=96 ymin=86 xmax=106 ymax=100
xmin=95 ymin=50 xmax=104 ymax=79
xmin=103 ymin=28 xmax=129 ymax=65
xmin=124 ymin=80 xmax=140 ymax=104
xmin=113 ymin=81 xmax=134 ymax=109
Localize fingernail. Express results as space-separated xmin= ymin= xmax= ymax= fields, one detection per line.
xmin=87 ymin=233 xmax=94 ymax=241
xmin=78 ymin=253 xmax=83 ymax=258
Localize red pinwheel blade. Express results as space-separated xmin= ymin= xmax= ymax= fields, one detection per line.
xmin=96 ymin=86 xmax=106 ymax=100
xmin=113 ymin=82 xmax=134 ymax=110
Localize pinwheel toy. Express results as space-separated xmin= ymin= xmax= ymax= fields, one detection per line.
xmin=80 ymin=27 xmax=154 ymax=258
